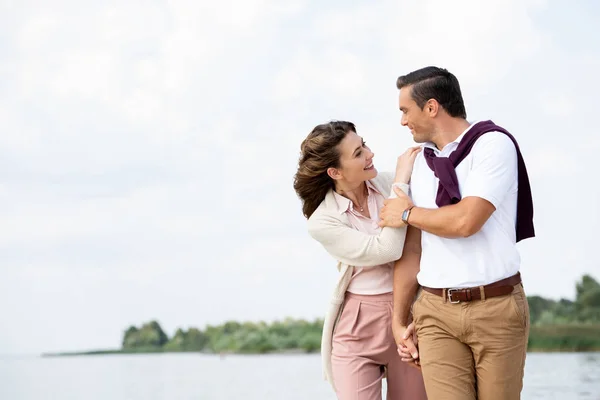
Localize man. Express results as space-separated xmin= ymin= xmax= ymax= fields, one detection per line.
xmin=379 ymin=66 xmax=535 ymax=399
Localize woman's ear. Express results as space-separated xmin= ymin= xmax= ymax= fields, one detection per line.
xmin=327 ymin=167 xmax=342 ymax=181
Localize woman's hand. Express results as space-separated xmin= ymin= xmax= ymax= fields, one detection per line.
xmin=394 ymin=146 xmax=422 ymax=184
xmin=392 ymin=320 xmax=421 ymax=370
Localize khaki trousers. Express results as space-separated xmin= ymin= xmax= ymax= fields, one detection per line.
xmin=412 ymin=283 xmax=530 ymax=400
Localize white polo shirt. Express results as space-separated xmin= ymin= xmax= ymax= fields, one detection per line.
xmin=410 ymin=122 xmax=521 ymax=288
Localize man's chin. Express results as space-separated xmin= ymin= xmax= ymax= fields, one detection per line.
xmin=411 ymin=134 xmax=427 ymax=144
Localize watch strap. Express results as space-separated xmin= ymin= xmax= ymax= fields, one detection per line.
xmin=401 ymin=205 xmax=415 ymax=224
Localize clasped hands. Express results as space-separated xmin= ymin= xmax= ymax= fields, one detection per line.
xmin=393 ymin=320 xmax=421 ymax=370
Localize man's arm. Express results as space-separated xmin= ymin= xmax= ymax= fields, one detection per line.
xmin=391 ymin=225 xmax=422 ymax=365
xmin=379 ymin=190 xmax=495 ymax=238
xmin=380 ymin=132 xmax=518 ymax=238
xmin=403 ymin=196 xmax=495 ymax=238
xmin=392 ymin=226 xmax=422 ymax=327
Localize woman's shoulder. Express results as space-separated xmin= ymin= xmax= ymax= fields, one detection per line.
xmin=307 ymin=196 xmax=349 ymax=236
xmin=307 ymin=201 xmax=343 ymax=229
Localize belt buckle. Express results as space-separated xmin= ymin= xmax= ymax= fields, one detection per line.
xmin=447 ymin=288 xmax=462 ymax=304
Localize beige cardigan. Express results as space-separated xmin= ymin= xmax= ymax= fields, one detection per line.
xmin=306 ymin=172 xmax=410 ymax=391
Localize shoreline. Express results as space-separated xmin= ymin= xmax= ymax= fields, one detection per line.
xmin=40 ymin=318 xmax=600 ymax=358
xmin=42 ymin=347 xmax=600 ymax=358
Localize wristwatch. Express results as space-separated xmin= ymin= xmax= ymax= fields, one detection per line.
xmin=401 ymin=206 xmax=415 ymax=225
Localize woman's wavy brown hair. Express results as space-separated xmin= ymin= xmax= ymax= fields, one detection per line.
xmin=293 ymin=120 xmax=356 ymax=219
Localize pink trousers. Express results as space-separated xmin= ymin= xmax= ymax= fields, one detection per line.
xmin=331 ymin=292 xmax=427 ymax=400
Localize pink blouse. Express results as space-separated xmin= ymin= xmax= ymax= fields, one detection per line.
xmin=332 ymin=181 xmax=394 ymax=294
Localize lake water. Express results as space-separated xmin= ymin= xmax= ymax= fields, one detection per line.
xmin=0 ymin=352 xmax=598 ymax=399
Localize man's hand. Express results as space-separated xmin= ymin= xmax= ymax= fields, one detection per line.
xmin=392 ymin=320 xmax=421 ymax=370
xmin=397 ymin=322 xmax=420 ymax=364
xmin=379 ymin=186 xmax=414 ymax=228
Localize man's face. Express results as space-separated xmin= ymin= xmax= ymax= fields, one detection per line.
xmin=398 ymin=86 xmax=433 ymax=143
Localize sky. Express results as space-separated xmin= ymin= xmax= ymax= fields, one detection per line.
xmin=1 ymin=0 xmax=599 ymax=355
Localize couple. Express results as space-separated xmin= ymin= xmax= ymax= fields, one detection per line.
xmin=293 ymin=67 xmax=535 ymax=400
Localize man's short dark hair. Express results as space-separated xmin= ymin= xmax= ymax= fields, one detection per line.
xmin=396 ymin=66 xmax=467 ymax=119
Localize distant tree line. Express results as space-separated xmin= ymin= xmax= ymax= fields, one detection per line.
xmin=122 ymin=319 xmax=322 ymax=354
xmin=528 ymin=274 xmax=600 ymax=325
xmin=121 ymin=275 xmax=600 ymax=354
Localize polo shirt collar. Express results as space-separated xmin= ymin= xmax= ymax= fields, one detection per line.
xmin=423 ymin=120 xmax=480 ymax=152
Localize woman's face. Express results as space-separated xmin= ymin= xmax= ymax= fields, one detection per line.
xmin=331 ymin=130 xmax=377 ymax=185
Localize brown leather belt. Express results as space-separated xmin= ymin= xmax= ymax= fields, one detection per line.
xmin=422 ymin=272 xmax=522 ymax=303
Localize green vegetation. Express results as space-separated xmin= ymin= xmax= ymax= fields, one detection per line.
xmin=43 ymin=318 xmax=324 ymax=356
xmin=43 ymin=274 xmax=600 ymax=357
xmin=122 ymin=321 xmax=169 ymax=349
xmin=528 ymin=325 xmax=600 ymax=352
xmin=526 ymin=274 xmax=600 ymax=351
xmin=528 ymin=274 xmax=600 ymax=325
xmin=122 ymin=318 xmax=324 ymax=354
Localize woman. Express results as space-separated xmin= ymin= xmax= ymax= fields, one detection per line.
xmin=293 ymin=120 xmax=427 ymax=399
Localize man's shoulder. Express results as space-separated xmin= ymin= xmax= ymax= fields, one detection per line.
xmin=472 ymin=131 xmax=516 ymax=154
xmin=411 ymin=147 xmax=432 ymax=174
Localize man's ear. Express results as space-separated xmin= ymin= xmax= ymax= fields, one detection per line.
xmin=425 ymin=99 xmax=439 ymax=117
xmin=327 ymin=167 xmax=342 ymax=181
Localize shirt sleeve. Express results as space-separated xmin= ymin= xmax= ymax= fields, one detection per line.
xmin=307 ymin=183 xmax=410 ymax=267
xmin=461 ymin=131 xmax=518 ymax=209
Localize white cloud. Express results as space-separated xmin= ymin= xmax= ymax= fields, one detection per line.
xmin=538 ymin=92 xmax=576 ymax=118
xmin=271 ymin=50 xmax=368 ymax=103
xmin=526 ymin=146 xmax=580 ymax=179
